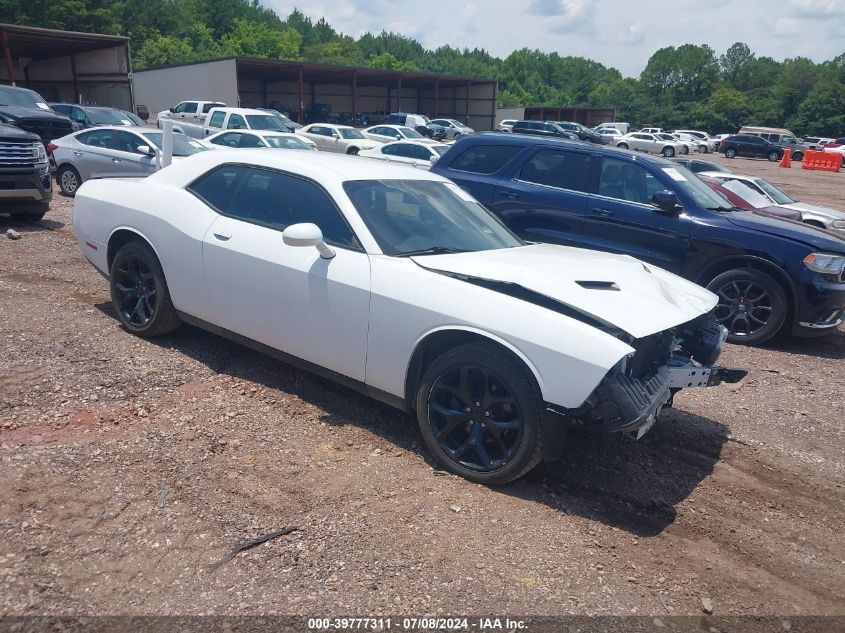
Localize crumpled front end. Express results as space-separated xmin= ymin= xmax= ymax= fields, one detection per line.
xmin=565 ymin=314 xmax=747 ymax=438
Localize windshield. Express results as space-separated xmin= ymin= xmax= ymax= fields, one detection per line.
xmin=263 ymin=135 xmax=313 ymax=150
xmin=339 ymin=128 xmax=365 ymax=139
xmin=88 ymin=108 xmax=131 ymax=124
xmin=0 ymin=85 xmax=49 ymax=109
xmin=400 ymin=127 xmax=423 ymax=139
xmin=343 ymin=180 xmax=523 ymax=256
xmin=755 ymin=179 xmax=794 ymax=205
xmin=244 ymin=114 xmax=286 ymax=131
xmin=143 ymin=132 xmax=206 ymax=156
xmin=659 ymin=165 xmax=733 ymax=211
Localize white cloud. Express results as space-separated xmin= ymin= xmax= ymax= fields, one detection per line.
xmin=262 ymin=0 xmax=845 ymax=76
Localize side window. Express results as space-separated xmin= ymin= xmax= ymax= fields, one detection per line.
xmin=172 ymin=102 xmax=187 ymax=113
xmin=212 ymin=132 xmax=241 ymax=147
xmin=598 ymin=158 xmax=654 ymax=205
xmin=382 ymin=144 xmax=401 ymax=156
xmin=187 ymin=164 xmax=246 ymax=211
xmin=227 ymin=114 xmax=246 ymax=130
xmin=78 ymin=129 xmax=113 ymax=148
xmin=238 ymin=134 xmax=263 ymax=148
xmin=449 ymin=145 xmax=522 ymax=174
xmin=208 ymin=111 xmax=225 ymax=128
xmin=225 ymin=168 xmax=359 ymax=248
xmin=113 ymin=131 xmax=146 ymax=154
xmin=411 ymin=144 xmax=433 ymax=160
xmin=70 ymin=107 xmax=87 ymax=123
xmin=202 ymin=103 xmax=220 ymax=113
xmin=309 ymin=126 xmax=324 ymax=136
xmin=517 ymin=149 xmax=591 ymax=192
xmin=181 ymin=102 xmax=198 ymax=114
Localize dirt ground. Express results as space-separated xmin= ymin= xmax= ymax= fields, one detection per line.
xmin=0 ymin=153 xmax=843 ymax=620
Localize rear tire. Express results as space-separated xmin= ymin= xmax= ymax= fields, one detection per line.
xmin=725 ymin=148 xmax=737 ymax=159
xmin=706 ymin=268 xmax=787 ymax=345
xmin=415 ymin=342 xmax=546 ymax=485
xmin=792 ymin=151 xmax=803 ymax=162
xmin=347 ymin=147 xmax=359 ymax=155
xmin=109 ymin=241 xmax=181 ymax=338
xmin=58 ymin=165 xmax=81 ymax=197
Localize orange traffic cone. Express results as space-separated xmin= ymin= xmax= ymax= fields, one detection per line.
xmin=780 ymin=148 xmax=792 ymax=168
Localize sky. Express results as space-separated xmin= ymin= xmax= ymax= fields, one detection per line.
xmin=263 ymin=0 xmax=845 ymax=76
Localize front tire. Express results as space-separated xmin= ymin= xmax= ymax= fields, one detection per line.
xmin=662 ymin=146 xmax=676 ymax=158
xmin=109 ymin=241 xmax=181 ymax=338
xmin=792 ymin=151 xmax=803 ymax=162
xmin=58 ymin=165 xmax=81 ymax=197
xmin=415 ymin=343 xmax=545 ymax=485
xmin=617 ymin=142 xmax=629 ymax=150
xmin=707 ymin=268 xmax=787 ymax=345
xmin=725 ymin=148 xmax=737 ymax=159
xmin=346 ymin=147 xmax=359 ymax=155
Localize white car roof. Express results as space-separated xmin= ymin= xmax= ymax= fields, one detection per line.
xmin=305 ymin=123 xmax=356 ymax=130
xmin=698 ymin=171 xmax=756 ymax=182
xmin=380 ymin=139 xmax=445 ymax=148
xmin=208 ymin=107 xmax=270 ymax=115
xmin=149 ymin=149 xmax=448 ymax=187
xmin=207 ymin=129 xmax=300 ymax=139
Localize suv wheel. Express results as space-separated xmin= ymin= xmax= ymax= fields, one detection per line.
xmin=707 ymin=268 xmax=787 ymax=345
xmin=58 ymin=165 xmax=81 ymax=197
xmin=415 ymin=342 xmax=546 ymax=485
xmin=792 ymin=151 xmax=804 ymax=162
xmin=725 ymin=148 xmax=737 ymax=159
xmin=110 ymin=241 xmax=181 ymax=338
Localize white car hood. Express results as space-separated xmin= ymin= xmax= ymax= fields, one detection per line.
xmin=412 ymin=244 xmax=717 ymax=339
xmin=784 ymin=201 xmax=845 ymax=220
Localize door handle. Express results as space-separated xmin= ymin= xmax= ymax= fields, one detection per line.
xmin=591 ymin=208 xmax=614 ymax=217
xmin=500 ymin=190 xmax=520 ymax=199
xmin=213 ymin=232 xmax=232 ymax=241
xmin=112 ymin=158 xmax=122 ymax=163
xmin=73 ymin=151 xmax=83 ymax=157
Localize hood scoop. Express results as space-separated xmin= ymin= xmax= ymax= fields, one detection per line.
xmin=576 ymin=280 xmax=620 ymax=291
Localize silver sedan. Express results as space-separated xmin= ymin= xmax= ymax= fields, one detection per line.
xmin=430 ymin=118 xmax=474 ymax=139
xmin=51 ymin=126 xmax=206 ymax=196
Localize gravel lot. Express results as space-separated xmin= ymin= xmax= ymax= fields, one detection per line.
xmin=1 ymin=152 xmax=843 ymax=619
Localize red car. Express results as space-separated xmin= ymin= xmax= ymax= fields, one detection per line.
xmin=699 ymin=176 xmax=802 ymax=221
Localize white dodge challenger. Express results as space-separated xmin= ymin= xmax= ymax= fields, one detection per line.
xmin=73 ymin=150 xmax=745 ymax=484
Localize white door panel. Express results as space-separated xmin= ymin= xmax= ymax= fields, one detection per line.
xmin=202 ymin=215 xmax=371 ymax=381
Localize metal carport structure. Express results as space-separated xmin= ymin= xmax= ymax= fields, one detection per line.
xmin=0 ymin=23 xmax=132 ymax=109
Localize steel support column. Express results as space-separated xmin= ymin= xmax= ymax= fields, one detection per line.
xmin=352 ymin=70 xmax=358 ymax=125
xmin=433 ymin=79 xmax=439 ymax=118
xmin=70 ymin=54 xmax=79 ymax=102
xmin=465 ymin=81 xmax=470 ymax=123
xmin=396 ymin=76 xmax=402 ymax=112
xmin=1 ymin=28 xmax=15 ymax=86
xmin=297 ymin=67 xmax=304 ymax=123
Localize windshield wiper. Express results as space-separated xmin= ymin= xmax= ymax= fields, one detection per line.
xmin=396 ymin=247 xmax=469 ymax=257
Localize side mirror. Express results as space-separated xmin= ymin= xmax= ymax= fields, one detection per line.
xmin=169 ymin=107 xmax=176 ymax=113
xmin=395 ymin=134 xmax=401 ymax=139
xmin=282 ymin=223 xmax=335 ymax=259
xmin=651 ymin=190 xmax=682 ymax=215
xmin=429 ymin=155 xmax=438 ymax=163
xmin=137 ymin=145 xmax=151 ymax=155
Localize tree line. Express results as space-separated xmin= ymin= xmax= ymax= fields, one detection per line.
xmin=4 ymin=0 xmax=844 ymax=135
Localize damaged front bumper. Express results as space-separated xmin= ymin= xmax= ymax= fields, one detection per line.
xmin=556 ymin=316 xmax=747 ymax=439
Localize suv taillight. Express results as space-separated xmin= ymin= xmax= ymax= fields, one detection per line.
xmin=719 ymin=140 xmax=726 ymax=148
xmin=46 ymin=142 xmax=58 ymax=153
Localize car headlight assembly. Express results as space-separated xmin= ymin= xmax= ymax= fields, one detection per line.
xmin=804 ymin=252 xmax=845 ymax=279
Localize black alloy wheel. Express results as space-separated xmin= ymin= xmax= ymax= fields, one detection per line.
xmin=415 ymin=343 xmax=546 ymax=484
xmin=113 ymin=253 xmax=158 ymax=328
xmin=109 ymin=241 xmax=181 ymax=337
xmin=707 ymin=268 xmax=787 ymax=344
xmin=428 ymin=364 xmax=523 ymax=473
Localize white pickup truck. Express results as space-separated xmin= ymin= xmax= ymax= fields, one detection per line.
xmin=161 ymin=106 xmax=293 ymax=139
xmin=156 ymin=101 xmax=226 ymax=138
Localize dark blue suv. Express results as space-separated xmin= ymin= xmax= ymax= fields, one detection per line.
xmin=432 ymin=133 xmax=845 ymax=345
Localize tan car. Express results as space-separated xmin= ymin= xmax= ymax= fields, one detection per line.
xmin=296 ymin=124 xmax=379 ymax=155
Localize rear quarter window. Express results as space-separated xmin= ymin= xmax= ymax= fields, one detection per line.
xmin=187 ymin=164 xmax=245 ymax=212
xmin=448 ymin=145 xmax=523 ymax=174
